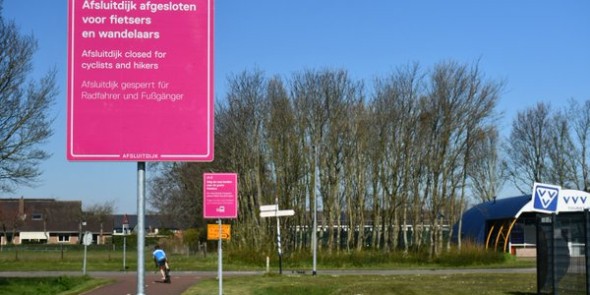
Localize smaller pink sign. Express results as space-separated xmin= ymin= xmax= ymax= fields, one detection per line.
xmin=203 ymin=173 xmax=238 ymax=219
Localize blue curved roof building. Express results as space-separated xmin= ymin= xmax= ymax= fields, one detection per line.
xmin=454 ymin=195 xmax=538 ymax=253
xmin=457 ymin=195 xmax=532 ymax=244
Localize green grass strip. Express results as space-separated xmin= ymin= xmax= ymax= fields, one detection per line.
xmin=0 ymin=276 xmax=111 ymax=295
xmin=182 ymin=273 xmax=537 ymax=295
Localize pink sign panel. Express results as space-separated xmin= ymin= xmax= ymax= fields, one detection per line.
xmin=67 ymin=0 xmax=214 ymax=161
xmin=203 ymin=173 xmax=238 ymax=219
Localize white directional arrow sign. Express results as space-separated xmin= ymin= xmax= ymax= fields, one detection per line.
xmin=260 ymin=205 xmax=279 ymax=212
xmin=259 ymin=201 xmax=294 ymax=275
xmin=260 ymin=209 xmax=295 ymax=218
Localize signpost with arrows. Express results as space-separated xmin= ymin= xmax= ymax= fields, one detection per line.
xmin=260 ymin=200 xmax=294 ymax=274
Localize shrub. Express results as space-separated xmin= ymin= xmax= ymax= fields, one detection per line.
xmin=435 ymin=243 xmax=507 ymax=266
xmin=183 ymin=228 xmax=203 ymax=253
xmin=220 ymin=242 xmax=509 ymax=269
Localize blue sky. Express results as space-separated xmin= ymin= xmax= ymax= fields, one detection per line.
xmin=3 ymin=1 xmax=589 ymax=213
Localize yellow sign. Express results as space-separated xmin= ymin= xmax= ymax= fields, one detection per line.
xmin=207 ymin=224 xmax=231 ymax=240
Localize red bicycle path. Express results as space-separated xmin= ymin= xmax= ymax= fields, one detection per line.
xmin=82 ymin=271 xmax=212 ymax=295
xmin=81 ymin=271 xmax=261 ymax=295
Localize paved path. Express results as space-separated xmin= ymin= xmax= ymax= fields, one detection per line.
xmin=82 ymin=271 xmax=261 ymax=295
xmin=82 ymin=271 xmax=213 ymax=295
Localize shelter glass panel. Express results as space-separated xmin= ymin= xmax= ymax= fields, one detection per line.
xmin=537 ymin=212 xmax=588 ymax=295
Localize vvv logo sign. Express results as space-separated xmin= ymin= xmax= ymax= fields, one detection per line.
xmin=532 ymin=183 xmax=560 ymax=213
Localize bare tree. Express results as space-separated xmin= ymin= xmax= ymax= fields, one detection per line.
xmin=568 ymin=98 xmax=590 ymax=191
xmin=503 ymin=102 xmax=552 ymax=193
xmin=217 ymin=69 xmax=271 ymax=250
xmin=370 ymin=63 xmax=424 ymax=251
xmin=468 ymin=126 xmax=505 ymax=202
xmin=265 ymin=76 xmax=306 ymax=252
xmin=315 ymin=70 xmax=362 ymax=252
xmin=149 ymin=162 xmax=209 ymax=229
xmin=545 ymin=110 xmax=577 ymax=188
xmin=291 ymin=69 xmax=328 ymax=252
xmin=0 ymin=6 xmax=57 ymax=192
xmin=342 ymin=101 xmax=370 ymax=251
xmin=421 ymin=60 xmax=501 ymax=256
xmin=84 ymin=200 xmax=115 ymax=244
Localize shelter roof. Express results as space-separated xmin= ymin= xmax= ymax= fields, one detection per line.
xmin=456 ymin=195 xmax=531 ymax=244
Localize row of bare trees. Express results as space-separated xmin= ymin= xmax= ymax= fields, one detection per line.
xmin=151 ymin=60 xmax=508 ymax=257
xmin=150 ymin=60 xmax=589 ymax=257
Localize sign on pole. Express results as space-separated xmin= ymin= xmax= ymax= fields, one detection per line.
xmin=207 ymin=224 xmax=231 ymax=240
xmin=67 ymin=0 xmax=214 ymax=161
xmin=83 ymin=231 xmax=93 ymax=246
xmin=203 ymin=173 xmax=238 ymax=219
xmin=203 ymin=172 xmax=237 ymax=295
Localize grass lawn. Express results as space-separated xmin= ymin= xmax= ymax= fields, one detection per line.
xmin=0 ymin=276 xmax=111 ymax=295
xmin=0 ymin=246 xmax=536 ymax=272
xmin=183 ymin=273 xmax=537 ymax=295
xmin=0 ymin=247 xmax=233 ymax=271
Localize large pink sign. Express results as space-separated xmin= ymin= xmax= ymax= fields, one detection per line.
xmin=67 ymin=0 xmax=214 ymax=161
xmin=203 ymin=173 xmax=238 ymax=219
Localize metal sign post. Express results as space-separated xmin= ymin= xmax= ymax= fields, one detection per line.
xmin=123 ymin=234 xmax=127 ymax=271
xmin=259 ymin=201 xmax=295 ymax=275
xmin=276 ymin=211 xmax=282 ymax=274
xmin=82 ymin=231 xmax=92 ymax=275
xmin=122 ymin=215 xmax=129 ymax=271
xmin=82 ymin=242 xmax=87 ymax=275
xmin=137 ymin=162 xmax=146 ymax=295
xmin=218 ymin=219 xmax=223 ymax=295
xmin=206 ymin=222 xmax=231 ymax=295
